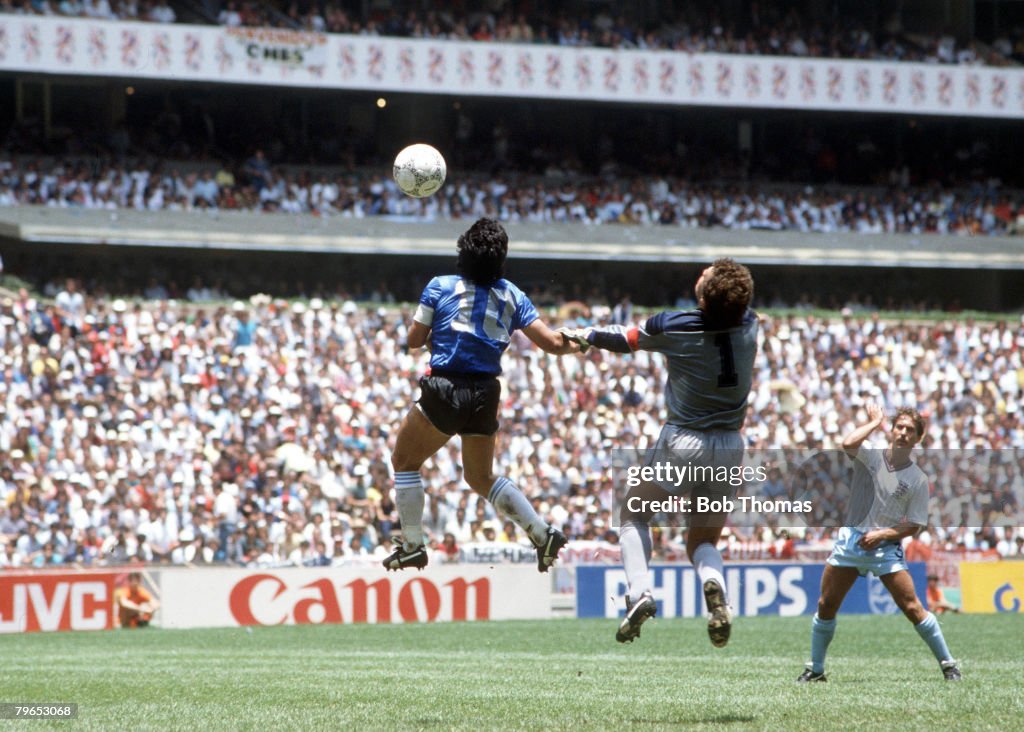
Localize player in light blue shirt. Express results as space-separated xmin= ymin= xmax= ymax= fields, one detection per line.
xmin=383 ymin=218 xmax=580 ymax=573
xmin=798 ymin=403 xmax=961 ymax=682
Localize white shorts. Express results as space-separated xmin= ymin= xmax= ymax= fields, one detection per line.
xmin=827 ymin=527 xmax=908 ymax=577
xmin=644 ymin=424 xmax=744 ymax=500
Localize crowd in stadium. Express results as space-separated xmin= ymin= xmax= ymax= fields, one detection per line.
xmin=0 ymin=157 xmax=1021 ymax=237
xmin=1 ymin=0 xmax=1019 ymax=67
xmin=0 ymin=0 xmax=177 ymax=22
xmin=0 ymin=280 xmax=1021 ymax=569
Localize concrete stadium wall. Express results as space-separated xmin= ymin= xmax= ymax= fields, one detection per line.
xmin=3 ymin=209 xmax=1023 ymax=309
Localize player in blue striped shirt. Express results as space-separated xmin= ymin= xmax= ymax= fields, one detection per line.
xmin=383 ymin=218 xmax=580 ymax=573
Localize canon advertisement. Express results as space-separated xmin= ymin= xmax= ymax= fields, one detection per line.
xmin=160 ymin=566 xmax=550 ymax=629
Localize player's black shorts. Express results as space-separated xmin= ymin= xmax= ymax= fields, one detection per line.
xmin=417 ymin=371 xmax=501 ymax=436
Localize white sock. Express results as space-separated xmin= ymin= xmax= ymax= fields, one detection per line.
xmin=619 ymin=521 xmax=653 ymax=598
xmin=692 ymin=542 xmax=726 ymax=598
xmin=394 ymin=471 xmax=425 ymax=549
xmin=488 ymin=477 xmax=549 ymax=545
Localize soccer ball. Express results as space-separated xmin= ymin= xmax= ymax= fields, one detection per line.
xmin=393 ymin=143 xmax=447 ymax=198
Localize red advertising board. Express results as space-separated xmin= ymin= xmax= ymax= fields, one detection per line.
xmin=0 ymin=572 xmax=119 ymax=633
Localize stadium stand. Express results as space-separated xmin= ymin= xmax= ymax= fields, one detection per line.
xmin=3 ymin=0 xmax=1016 ymax=67
xmin=0 ymin=285 xmax=1020 ymax=569
xmin=0 ymin=157 xmax=1021 ymax=236
xmin=3 ymin=2 xmax=1024 ymax=727
xmin=0 ymin=0 xmax=1021 ymax=585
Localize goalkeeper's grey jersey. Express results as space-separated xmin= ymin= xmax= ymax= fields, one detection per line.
xmin=591 ymin=310 xmax=758 ymax=431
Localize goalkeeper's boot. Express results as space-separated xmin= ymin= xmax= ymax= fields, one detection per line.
xmin=534 ymin=527 xmax=568 ymax=573
xmin=703 ymin=579 xmax=732 ymax=648
xmin=615 ymin=591 xmax=657 ymax=643
xmin=382 ymin=543 xmax=428 ymax=572
xmin=941 ymin=660 xmax=962 ymax=681
xmin=796 ymin=665 xmax=827 ymax=682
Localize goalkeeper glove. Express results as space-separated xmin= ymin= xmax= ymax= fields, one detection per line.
xmin=559 ymin=328 xmax=591 ymax=353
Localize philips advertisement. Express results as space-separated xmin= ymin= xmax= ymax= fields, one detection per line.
xmin=576 ymin=562 xmax=927 ymax=618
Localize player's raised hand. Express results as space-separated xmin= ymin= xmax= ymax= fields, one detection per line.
xmin=842 ymin=401 xmax=887 ymax=454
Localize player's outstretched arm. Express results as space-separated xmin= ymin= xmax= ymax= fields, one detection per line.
xmin=841 ymin=402 xmax=886 ymax=456
xmin=560 ymin=324 xmax=649 ymax=354
xmin=570 ymin=324 xmax=636 ymax=353
xmin=522 ymin=320 xmax=580 ymax=355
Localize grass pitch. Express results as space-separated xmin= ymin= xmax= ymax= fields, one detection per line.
xmin=1 ymin=614 xmax=1020 ymax=731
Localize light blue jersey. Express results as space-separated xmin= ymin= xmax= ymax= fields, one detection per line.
xmin=413 ymin=275 xmax=539 ymax=375
xmin=844 ymin=446 xmax=930 ymax=532
xmin=827 ymin=447 xmax=930 ymax=577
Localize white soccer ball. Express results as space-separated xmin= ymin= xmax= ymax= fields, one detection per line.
xmin=393 ymin=143 xmax=447 ymax=198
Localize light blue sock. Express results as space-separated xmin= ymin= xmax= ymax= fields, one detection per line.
xmin=619 ymin=521 xmax=653 ymax=598
xmin=691 ymin=542 xmax=726 ymax=595
xmin=914 ymin=612 xmax=953 ymax=663
xmin=810 ymin=614 xmax=837 ymax=674
xmin=488 ymin=477 xmax=548 ymax=545
xmin=394 ymin=471 xmax=425 ymax=549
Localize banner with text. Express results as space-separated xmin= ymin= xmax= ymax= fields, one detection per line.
xmin=159 ymin=565 xmax=550 ymax=628
xmin=1 ymin=18 xmax=1023 ymax=118
xmin=960 ymin=561 xmax=1024 ymax=613
xmin=576 ymin=562 xmax=927 ymax=618
xmin=0 ymin=571 xmax=120 ymax=633
xmin=224 ymin=27 xmax=328 ymax=74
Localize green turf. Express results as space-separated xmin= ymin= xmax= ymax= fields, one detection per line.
xmin=0 ymin=614 xmax=1020 ymax=731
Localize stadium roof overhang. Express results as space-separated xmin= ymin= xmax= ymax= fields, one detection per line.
xmin=1 ymin=208 xmax=1023 ymax=270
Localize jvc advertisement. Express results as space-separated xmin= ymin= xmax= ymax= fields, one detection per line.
xmin=577 ymin=562 xmax=927 ymax=618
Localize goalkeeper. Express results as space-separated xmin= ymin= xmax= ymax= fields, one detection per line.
xmin=565 ymin=259 xmax=757 ymax=647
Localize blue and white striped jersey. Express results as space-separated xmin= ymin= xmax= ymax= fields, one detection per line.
xmin=414 ymin=275 xmax=539 ymax=375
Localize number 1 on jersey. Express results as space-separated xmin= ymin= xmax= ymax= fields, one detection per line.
xmin=714 ymin=332 xmax=739 ymax=387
